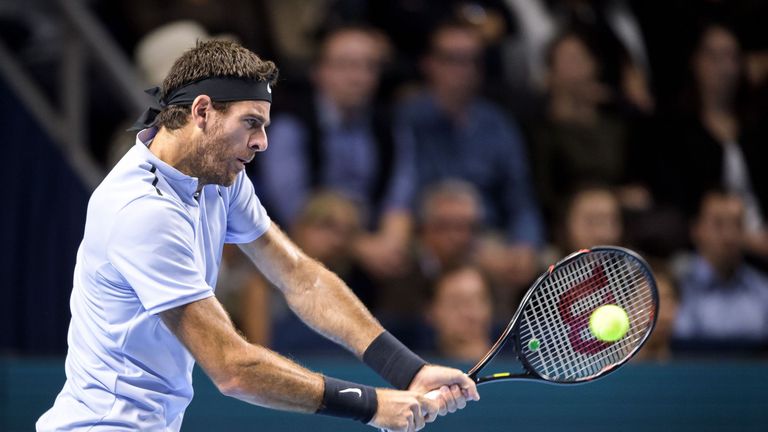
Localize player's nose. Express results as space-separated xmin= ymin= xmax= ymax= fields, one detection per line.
xmin=249 ymin=133 xmax=268 ymax=152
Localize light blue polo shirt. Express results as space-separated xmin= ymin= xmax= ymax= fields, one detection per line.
xmin=37 ymin=128 xmax=271 ymax=431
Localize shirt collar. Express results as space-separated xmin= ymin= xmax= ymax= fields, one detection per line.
xmin=316 ymin=92 xmax=369 ymax=128
xmin=135 ymin=127 xmax=200 ymax=200
xmin=689 ymin=254 xmax=749 ymax=289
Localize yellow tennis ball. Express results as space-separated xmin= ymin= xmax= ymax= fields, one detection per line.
xmin=589 ymin=305 xmax=630 ymax=342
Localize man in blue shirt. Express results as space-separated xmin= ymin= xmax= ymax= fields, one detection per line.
xmin=257 ymin=25 xmax=415 ymax=279
xmin=398 ymin=21 xmax=544 ymax=306
xmin=37 ymin=40 xmax=477 ymax=431
xmin=674 ymin=190 xmax=768 ymax=351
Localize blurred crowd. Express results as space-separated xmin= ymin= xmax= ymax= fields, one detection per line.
xmin=6 ymin=0 xmax=768 ymax=361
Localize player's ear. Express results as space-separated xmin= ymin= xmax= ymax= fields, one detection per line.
xmin=190 ymin=95 xmax=213 ymax=130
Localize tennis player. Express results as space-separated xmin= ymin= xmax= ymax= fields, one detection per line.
xmin=37 ymin=40 xmax=478 ymax=432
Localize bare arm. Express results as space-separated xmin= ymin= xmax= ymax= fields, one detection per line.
xmin=160 ymin=296 xmax=323 ymax=412
xmin=161 ymin=293 xmax=441 ymax=430
xmin=238 ymin=224 xmax=384 ymax=357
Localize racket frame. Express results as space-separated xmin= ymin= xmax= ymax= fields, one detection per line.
xmin=468 ymin=246 xmax=659 ymax=386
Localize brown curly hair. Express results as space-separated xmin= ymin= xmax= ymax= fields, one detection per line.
xmin=155 ymin=39 xmax=279 ymax=130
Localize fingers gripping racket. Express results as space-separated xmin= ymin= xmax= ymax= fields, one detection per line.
xmin=430 ymin=246 xmax=658 ymax=396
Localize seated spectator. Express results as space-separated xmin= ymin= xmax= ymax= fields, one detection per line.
xmin=673 ymin=190 xmax=768 ymax=354
xmin=255 ymin=24 xmax=416 ymax=280
xmin=398 ymin=20 xmax=543 ymax=295
xmin=425 ymin=266 xmax=493 ymax=362
xmin=375 ymin=180 xmax=483 ymax=346
xmin=290 ymin=190 xmax=373 ymax=306
xmin=660 ymin=22 xmax=768 ymax=260
xmin=530 ymin=32 xmax=648 ymax=223
xmin=418 ymin=180 xmax=483 ymax=275
xmin=544 ymin=185 xmax=623 ymax=264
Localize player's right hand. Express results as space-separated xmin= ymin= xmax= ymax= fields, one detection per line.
xmin=369 ymin=388 xmax=438 ymax=432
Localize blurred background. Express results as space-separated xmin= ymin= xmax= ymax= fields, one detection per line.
xmin=1 ymin=0 xmax=767 ymax=430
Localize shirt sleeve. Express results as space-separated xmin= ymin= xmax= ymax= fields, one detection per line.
xmin=107 ymin=195 xmax=214 ymax=315
xmin=225 ymin=170 xmax=271 ymax=244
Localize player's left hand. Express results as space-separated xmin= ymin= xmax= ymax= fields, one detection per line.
xmin=408 ymin=365 xmax=480 ymax=420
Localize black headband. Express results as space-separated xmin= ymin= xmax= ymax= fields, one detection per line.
xmin=130 ymin=77 xmax=273 ymax=130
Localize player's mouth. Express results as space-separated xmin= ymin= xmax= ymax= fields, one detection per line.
xmin=236 ymin=156 xmax=253 ymax=168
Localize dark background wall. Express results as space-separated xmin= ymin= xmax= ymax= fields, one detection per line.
xmin=0 ymin=81 xmax=89 ymax=355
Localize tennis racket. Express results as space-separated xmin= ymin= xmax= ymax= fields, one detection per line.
xmin=429 ymin=245 xmax=657 ymax=395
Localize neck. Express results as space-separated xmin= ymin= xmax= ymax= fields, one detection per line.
xmin=549 ymin=92 xmax=597 ymax=124
xmin=700 ymin=89 xmax=733 ymax=114
xmin=432 ymin=87 xmax=472 ymax=120
xmin=702 ymin=254 xmax=740 ymax=280
xmin=321 ymin=92 xmax=368 ymax=122
xmin=148 ymin=127 xmax=206 ymax=191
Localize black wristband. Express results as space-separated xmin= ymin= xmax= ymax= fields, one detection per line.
xmin=363 ymin=331 xmax=428 ymax=390
xmin=316 ymin=376 xmax=378 ymax=423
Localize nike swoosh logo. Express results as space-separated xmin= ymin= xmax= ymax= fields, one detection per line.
xmin=339 ymin=388 xmax=362 ymax=397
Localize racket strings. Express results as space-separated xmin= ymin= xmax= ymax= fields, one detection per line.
xmin=518 ymin=251 xmax=656 ymax=382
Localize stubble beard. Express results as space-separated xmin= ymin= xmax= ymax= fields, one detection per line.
xmin=186 ymin=123 xmax=237 ymax=188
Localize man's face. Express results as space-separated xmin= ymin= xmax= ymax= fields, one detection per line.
xmin=549 ymin=36 xmax=598 ymax=95
xmin=421 ymin=195 xmax=480 ymax=268
xmin=566 ymin=190 xmax=622 ymax=251
xmin=314 ymin=30 xmax=385 ymax=112
xmin=191 ymin=100 xmax=270 ymax=187
xmin=694 ymin=27 xmax=741 ymax=101
xmin=693 ymin=194 xmax=745 ymax=273
xmin=424 ymin=27 xmax=483 ymax=99
xmin=296 ymin=207 xmax=360 ymax=266
xmin=429 ymin=268 xmax=492 ymax=344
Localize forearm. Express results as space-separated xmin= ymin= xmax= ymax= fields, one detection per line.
xmin=160 ymin=297 xmax=323 ymax=413
xmin=239 ymin=226 xmax=426 ymax=389
xmin=283 ymin=257 xmax=384 ymax=357
xmin=240 ymin=226 xmax=384 ymax=356
xmin=219 ymin=344 xmax=324 ymax=412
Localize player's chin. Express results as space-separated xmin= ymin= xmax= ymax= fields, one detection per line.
xmin=213 ymin=171 xmax=238 ymax=187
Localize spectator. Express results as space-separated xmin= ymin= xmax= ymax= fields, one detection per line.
xmin=673 ymin=190 xmax=768 ymax=354
xmin=255 ymin=25 xmax=416 ymax=280
xmin=375 ymin=180 xmax=484 ymax=347
xmin=544 ymin=185 xmax=623 ymax=264
xmin=425 ymin=266 xmax=493 ymax=362
xmin=530 ymin=32 xmax=646 ymax=223
xmin=398 ymin=20 xmax=543 ymax=295
xmin=418 ymin=180 xmax=484 ymax=274
xmin=660 ymin=22 xmax=768 ymax=260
